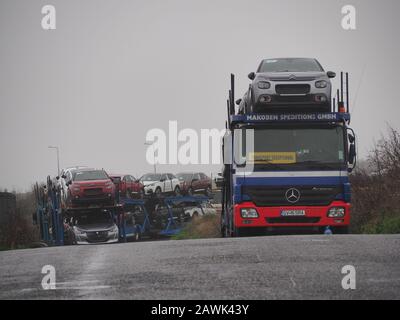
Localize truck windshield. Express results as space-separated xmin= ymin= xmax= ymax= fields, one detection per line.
xmin=258 ymin=58 xmax=323 ymax=73
xmin=238 ymin=126 xmax=345 ymax=170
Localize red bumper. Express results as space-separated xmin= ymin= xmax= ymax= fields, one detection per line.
xmin=234 ymin=201 xmax=350 ymax=228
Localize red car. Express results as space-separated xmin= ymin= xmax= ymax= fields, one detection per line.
xmin=109 ymin=174 xmax=144 ymax=199
xmin=65 ymin=169 xmax=116 ymax=207
xmin=176 ymin=172 xmax=212 ymax=196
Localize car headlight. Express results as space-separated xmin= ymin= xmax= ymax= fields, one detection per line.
xmin=257 ymin=81 xmax=271 ymax=89
xmin=315 ymin=80 xmax=328 ymax=88
xmin=327 ymin=207 xmax=345 ymax=218
xmin=240 ymin=208 xmax=259 ymax=218
xmin=108 ymin=225 xmax=119 ymax=234
xmin=73 ymin=227 xmax=86 ymax=235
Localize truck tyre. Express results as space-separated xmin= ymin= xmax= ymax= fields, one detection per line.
xmin=234 ymin=227 xmax=253 ymax=237
xmin=334 ymin=226 xmax=349 ymax=234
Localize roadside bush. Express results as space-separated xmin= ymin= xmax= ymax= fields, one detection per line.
xmin=0 ymin=190 xmax=39 ymax=250
xmin=172 ymin=214 xmax=221 ymax=240
xmin=351 ymin=125 xmax=400 ymax=234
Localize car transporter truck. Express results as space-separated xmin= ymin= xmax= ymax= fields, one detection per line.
xmin=220 ymin=72 xmax=356 ymax=237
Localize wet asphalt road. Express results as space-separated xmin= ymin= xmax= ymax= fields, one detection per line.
xmin=0 ymin=235 xmax=399 ymax=300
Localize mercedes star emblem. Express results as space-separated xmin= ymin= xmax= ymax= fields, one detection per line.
xmin=285 ymin=188 xmax=301 ymax=203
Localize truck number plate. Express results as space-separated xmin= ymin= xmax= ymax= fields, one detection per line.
xmin=281 ymin=210 xmax=306 ymax=216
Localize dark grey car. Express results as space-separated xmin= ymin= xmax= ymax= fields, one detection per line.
xmin=238 ymin=58 xmax=336 ymax=113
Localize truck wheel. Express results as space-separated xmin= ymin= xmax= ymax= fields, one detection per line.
xmin=233 ymin=227 xmax=249 ymax=237
xmin=221 ymin=226 xmax=227 ymax=237
xmin=334 ymin=226 xmax=349 ymax=234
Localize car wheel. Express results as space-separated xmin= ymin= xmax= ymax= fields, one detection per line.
xmin=192 ymin=211 xmax=199 ymax=220
xmin=174 ymin=186 xmax=181 ymax=196
xmin=139 ymin=189 xmax=144 ymax=199
xmin=187 ymin=187 xmax=194 ymax=196
xmin=245 ymin=84 xmax=255 ymax=113
xmin=133 ymin=225 xmax=141 ymax=241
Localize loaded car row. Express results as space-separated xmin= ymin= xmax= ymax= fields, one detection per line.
xmin=57 ymin=166 xmax=213 ymax=208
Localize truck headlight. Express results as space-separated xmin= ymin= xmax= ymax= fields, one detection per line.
xmin=327 ymin=207 xmax=345 ymax=218
xmin=258 ymin=81 xmax=271 ymax=89
xmin=315 ymin=80 xmax=327 ymax=88
xmin=240 ymin=208 xmax=259 ymax=218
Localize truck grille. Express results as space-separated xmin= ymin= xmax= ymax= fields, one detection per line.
xmin=266 ymin=217 xmax=321 ymax=224
xmin=242 ymin=185 xmax=342 ymax=207
xmin=275 ymin=84 xmax=310 ymax=95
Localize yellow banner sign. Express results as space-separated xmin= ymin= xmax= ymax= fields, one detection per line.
xmin=248 ymin=152 xmax=296 ymax=164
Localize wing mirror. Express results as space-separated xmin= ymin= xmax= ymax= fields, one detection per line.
xmin=348 ymin=143 xmax=356 ymax=165
xmin=248 ymin=72 xmax=256 ymax=80
xmin=327 ymin=71 xmax=336 ymax=78
xmin=111 ymin=177 xmax=121 ymax=184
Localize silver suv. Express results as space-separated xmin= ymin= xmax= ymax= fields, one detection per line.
xmin=238 ymin=58 xmax=336 ymax=113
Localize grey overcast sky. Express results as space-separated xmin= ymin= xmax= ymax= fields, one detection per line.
xmin=1 ymin=0 xmax=400 ymax=191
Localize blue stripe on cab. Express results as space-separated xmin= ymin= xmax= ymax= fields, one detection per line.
xmin=236 ymin=176 xmax=348 ymax=186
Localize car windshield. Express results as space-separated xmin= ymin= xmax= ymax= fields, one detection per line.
xmin=76 ymin=211 xmax=113 ymax=226
xmin=73 ymin=170 xmax=109 ymax=181
xmin=141 ymin=173 xmax=161 ymax=181
xmin=237 ymin=126 xmax=345 ymax=169
xmin=258 ymin=58 xmax=323 ymax=72
xmin=176 ymin=173 xmax=193 ymax=182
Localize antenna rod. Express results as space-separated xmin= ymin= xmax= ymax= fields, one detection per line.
xmin=346 ymin=72 xmax=350 ymax=113
xmin=337 ymin=89 xmax=340 ymax=109
xmin=340 ymin=72 xmax=344 ymax=103
xmin=231 ymin=74 xmax=235 ymax=111
xmin=229 ymin=90 xmax=233 ymax=115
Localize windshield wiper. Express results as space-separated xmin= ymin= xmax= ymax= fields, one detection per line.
xmin=296 ymin=161 xmax=340 ymax=169
xmin=254 ymin=163 xmax=287 ymax=170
